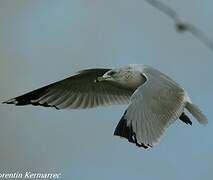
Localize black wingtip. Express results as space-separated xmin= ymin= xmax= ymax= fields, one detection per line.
xmin=2 ymin=98 xmax=59 ymax=110
xmin=179 ymin=112 xmax=192 ymax=126
xmin=1 ymin=84 xmax=60 ymax=110
xmin=2 ymin=98 xmax=17 ymax=105
xmin=114 ymin=111 xmax=149 ymax=149
xmin=2 ymin=83 xmax=54 ymax=107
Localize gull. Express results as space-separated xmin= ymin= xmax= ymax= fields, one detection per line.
xmin=3 ymin=64 xmax=208 ymax=149
xmin=145 ymin=0 xmax=213 ymax=52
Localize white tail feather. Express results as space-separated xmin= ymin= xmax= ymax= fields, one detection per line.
xmin=186 ymin=102 xmax=208 ymax=125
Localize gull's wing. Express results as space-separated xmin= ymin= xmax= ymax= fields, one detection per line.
xmin=3 ymin=69 xmax=132 ymax=109
xmin=114 ymin=67 xmax=186 ymax=148
xmin=145 ymin=0 xmax=213 ymax=52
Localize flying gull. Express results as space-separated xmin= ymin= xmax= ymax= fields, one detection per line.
xmin=145 ymin=0 xmax=213 ymax=52
xmin=3 ymin=64 xmax=208 ymax=149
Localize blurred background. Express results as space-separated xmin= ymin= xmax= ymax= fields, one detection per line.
xmin=0 ymin=0 xmax=212 ymax=179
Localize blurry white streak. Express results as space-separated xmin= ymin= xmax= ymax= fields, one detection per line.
xmin=145 ymin=0 xmax=213 ymax=52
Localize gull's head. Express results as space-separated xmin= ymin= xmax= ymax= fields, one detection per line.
xmin=96 ymin=66 xmax=146 ymax=90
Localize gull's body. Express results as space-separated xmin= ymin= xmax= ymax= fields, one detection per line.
xmin=3 ymin=64 xmax=207 ymax=148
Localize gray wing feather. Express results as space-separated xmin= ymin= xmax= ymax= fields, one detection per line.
xmin=3 ymin=69 xmax=132 ymax=109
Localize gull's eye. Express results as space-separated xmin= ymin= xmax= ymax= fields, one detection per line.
xmin=108 ymin=71 xmax=116 ymax=76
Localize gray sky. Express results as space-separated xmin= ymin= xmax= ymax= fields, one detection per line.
xmin=0 ymin=0 xmax=212 ymax=179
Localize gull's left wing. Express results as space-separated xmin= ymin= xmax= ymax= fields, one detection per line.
xmin=3 ymin=68 xmax=133 ymax=109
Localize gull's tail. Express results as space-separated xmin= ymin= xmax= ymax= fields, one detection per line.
xmin=186 ymin=102 xmax=208 ymax=125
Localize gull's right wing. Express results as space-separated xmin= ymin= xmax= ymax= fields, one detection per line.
xmin=114 ymin=67 xmax=186 ymax=148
